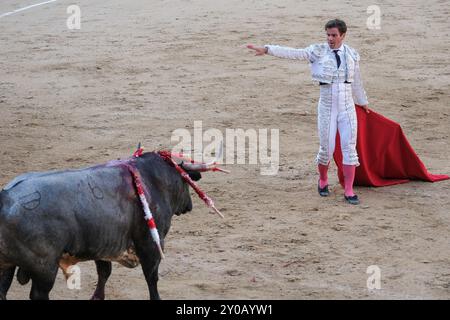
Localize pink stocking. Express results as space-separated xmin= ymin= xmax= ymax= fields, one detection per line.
xmin=343 ymin=164 xmax=356 ymax=197
xmin=318 ymin=164 xmax=329 ymax=189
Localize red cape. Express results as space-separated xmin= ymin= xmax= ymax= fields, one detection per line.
xmin=333 ymin=106 xmax=449 ymax=187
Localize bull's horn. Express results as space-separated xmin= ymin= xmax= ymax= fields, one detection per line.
xmin=181 ymin=161 xmax=229 ymax=174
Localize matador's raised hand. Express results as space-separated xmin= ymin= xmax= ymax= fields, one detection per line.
xmin=247 ymin=44 xmax=268 ymax=56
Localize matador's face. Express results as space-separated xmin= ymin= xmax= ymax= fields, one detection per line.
xmin=326 ymin=27 xmax=346 ymax=49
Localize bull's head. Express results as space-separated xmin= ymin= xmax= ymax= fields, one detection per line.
xmin=173 ymin=168 xmax=201 ymax=215
xmin=159 ymin=146 xmax=227 ymax=218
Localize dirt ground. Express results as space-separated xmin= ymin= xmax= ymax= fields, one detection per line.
xmin=1 ymin=0 xmax=449 ymax=299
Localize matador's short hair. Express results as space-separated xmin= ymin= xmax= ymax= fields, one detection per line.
xmin=325 ymin=19 xmax=347 ymax=35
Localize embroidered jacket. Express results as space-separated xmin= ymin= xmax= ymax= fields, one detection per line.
xmin=265 ymin=42 xmax=368 ymax=105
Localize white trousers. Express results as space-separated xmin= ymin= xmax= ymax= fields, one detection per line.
xmin=316 ymin=82 xmax=359 ymax=166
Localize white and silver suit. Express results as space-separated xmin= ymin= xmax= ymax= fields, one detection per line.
xmin=265 ymin=43 xmax=368 ymax=166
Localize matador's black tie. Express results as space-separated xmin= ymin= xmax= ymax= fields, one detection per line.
xmin=333 ymin=49 xmax=341 ymax=68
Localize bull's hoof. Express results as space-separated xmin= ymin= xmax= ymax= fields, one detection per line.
xmin=17 ymin=268 xmax=31 ymax=285
xmin=90 ymin=293 xmax=105 ymax=300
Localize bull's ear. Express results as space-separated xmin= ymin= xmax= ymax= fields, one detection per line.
xmin=186 ymin=170 xmax=202 ymax=181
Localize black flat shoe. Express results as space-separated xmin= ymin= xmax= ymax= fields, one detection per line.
xmin=318 ymin=181 xmax=330 ymax=197
xmin=344 ymin=194 xmax=360 ymax=205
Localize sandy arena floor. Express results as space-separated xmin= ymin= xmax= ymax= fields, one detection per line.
xmin=1 ymin=0 xmax=449 ymax=299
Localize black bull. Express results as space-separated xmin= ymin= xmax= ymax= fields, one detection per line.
xmin=0 ymin=152 xmax=201 ymax=300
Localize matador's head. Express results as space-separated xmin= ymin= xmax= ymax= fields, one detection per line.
xmin=325 ymin=19 xmax=347 ymax=49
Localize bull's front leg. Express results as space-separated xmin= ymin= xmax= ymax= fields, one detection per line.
xmin=29 ymin=264 xmax=59 ymax=300
xmin=91 ymin=260 xmax=112 ymax=300
xmin=0 ymin=266 xmax=16 ymax=300
xmin=148 ymin=268 xmax=160 ymax=300
xmin=134 ymin=238 xmax=162 ymax=300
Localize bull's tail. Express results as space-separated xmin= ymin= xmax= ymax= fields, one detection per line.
xmin=16 ymin=267 xmax=31 ymax=285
